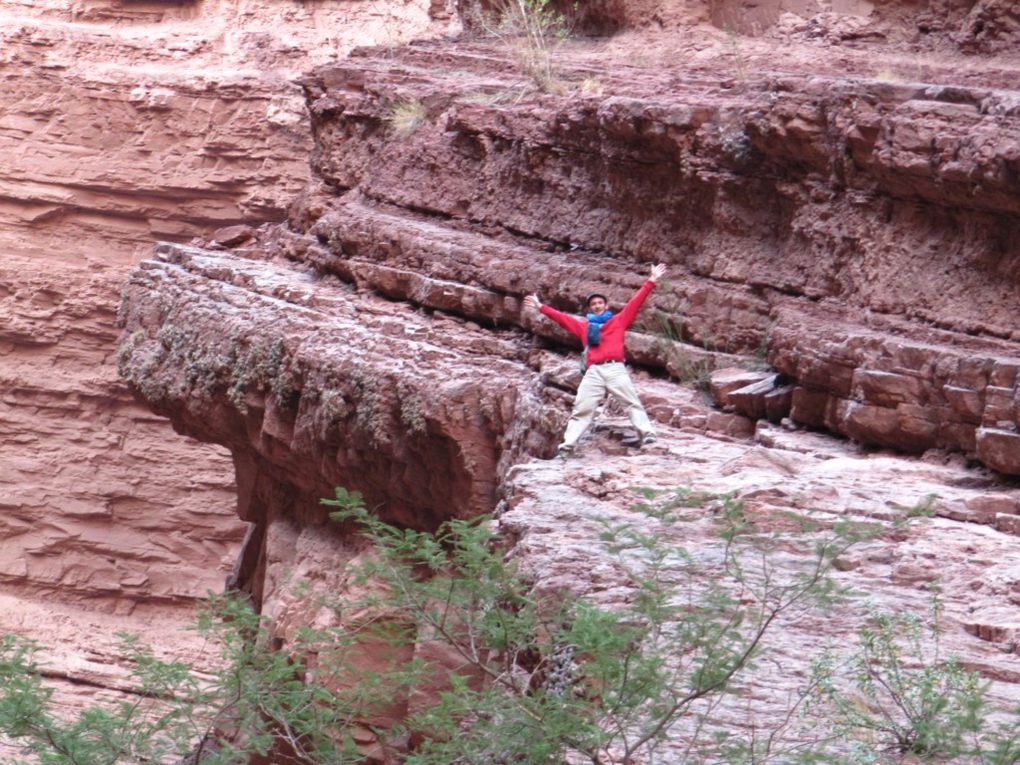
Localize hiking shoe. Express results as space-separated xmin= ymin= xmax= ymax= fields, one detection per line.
xmin=640 ymin=434 xmax=658 ymax=446
xmin=555 ymin=445 xmax=574 ymax=460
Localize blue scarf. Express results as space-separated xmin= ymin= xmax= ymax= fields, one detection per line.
xmin=586 ymin=311 xmax=613 ymax=347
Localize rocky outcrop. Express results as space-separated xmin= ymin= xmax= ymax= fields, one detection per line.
xmin=301 ymin=44 xmax=1020 ymax=336
xmin=116 ymin=236 xmax=1020 ymax=758
xmin=711 ymin=0 xmax=1020 ymax=53
xmin=5 ymin=0 xmax=1020 ymax=757
xmin=499 ymin=415 xmax=1020 ymax=752
xmin=769 ymin=304 xmax=1020 ymax=468
xmin=116 ymin=242 xmax=560 ymax=529
xmin=110 ymin=29 xmax=1020 ymax=758
xmin=285 ymin=40 xmax=1020 ymax=475
xmin=714 ymin=298 xmax=1020 ymax=472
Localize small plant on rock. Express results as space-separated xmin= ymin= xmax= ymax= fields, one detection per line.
xmin=810 ymin=587 xmax=989 ymax=761
xmin=385 ymin=98 xmax=428 ymax=138
xmin=466 ymin=0 xmax=570 ymax=93
xmin=653 ymin=310 xmax=718 ymax=390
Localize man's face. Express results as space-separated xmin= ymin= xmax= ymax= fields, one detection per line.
xmin=588 ymin=297 xmax=607 ymax=314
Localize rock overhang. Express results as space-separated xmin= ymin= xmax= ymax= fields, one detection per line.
xmin=115 ymin=241 xmax=560 ymax=534
xmin=99 ymin=19 xmax=1020 ymax=758
xmin=118 ymin=36 xmax=1020 ymax=518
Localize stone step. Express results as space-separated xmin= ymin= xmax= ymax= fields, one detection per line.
xmin=768 ymin=300 xmax=1020 ymax=474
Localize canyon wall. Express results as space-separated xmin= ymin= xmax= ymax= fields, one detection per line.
xmin=0 ymin=0 xmax=452 ymax=758
xmin=116 ymin=2 xmax=1020 ymax=757
xmin=4 ymin=0 xmax=1020 ymax=759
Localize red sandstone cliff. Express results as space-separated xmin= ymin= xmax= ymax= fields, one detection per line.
xmin=4 ymin=0 xmax=1020 ymax=760
xmin=115 ymin=2 xmax=1020 ymax=759
xmin=0 ymin=0 xmax=452 ymax=758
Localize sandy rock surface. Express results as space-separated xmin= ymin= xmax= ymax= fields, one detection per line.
xmin=499 ymin=411 xmax=1020 ymax=753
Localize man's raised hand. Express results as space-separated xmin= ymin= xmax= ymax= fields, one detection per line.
xmin=650 ymin=263 xmax=667 ymax=282
xmin=523 ymin=294 xmax=542 ymax=311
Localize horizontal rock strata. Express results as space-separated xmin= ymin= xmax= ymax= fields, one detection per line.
xmin=303 ymin=44 xmax=1020 ymax=337
xmin=0 ymin=0 xmax=453 ymax=754
xmin=0 ymin=255 xmax=242 ymax=604
xmin=769 ymin=303 xmax=1020 ymax=468
xmin=109 ymin=13 xmax=1020 ymax=761
xmin=499 ymin=411 xmax=1020 ymax=756
xmin=115 ymin=242 xmax=568 ymax=576
xmin=281 ymin=40 xmax=1020 ymax=472
xmin=711 ymin=300 xmax=1020 ymax=474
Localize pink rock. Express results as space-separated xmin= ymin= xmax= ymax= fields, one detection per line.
xmin=967 ymin=494 xmax=1020 ymax=517
xmin=977 ymin=427 xmax=1020 ymax=475
xmin=706 ymin=410 xmax=756 ymax=438
xmin=764 ymin=384 xmax=794 ymax=423
xmin=212 ymin=224 xmax=255 ymax=247
xmin=943 ymin=385 xmax=983 ymax=423
xmin=996 ymin=514 xmax=1020 ymax=536
xmin=709 ymin=367 xmax=773 ymax=406
xmin=853 ymin=369 xmax=927 ymax=407
xmin=790 ymin=387 xmax=831 ymax=428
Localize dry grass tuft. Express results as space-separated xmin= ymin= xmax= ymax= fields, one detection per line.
xmin=386 ymin=98 xmax=427 ymax=138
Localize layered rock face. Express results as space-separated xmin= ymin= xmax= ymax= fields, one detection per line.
xmin=294 ymin=36 xmax=1020 ymax=475
xmin=5 ymin=0 xmax=1020 ymax=758
xmin=499 ymin=413 xmax=1020 ymax=756
xmin=559 ymin=0 xmax=1020 ymax=50
xmin=116 ymin=7 xmax=1020 ymax=756
xmin=708 ymin=0 xmax=1020 ymax=53
xmin=0 ymin=0 xmax=452 ymax=757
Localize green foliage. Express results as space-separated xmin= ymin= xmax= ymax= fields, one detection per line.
xmin=979 ymin=705 xmax=1020 ymax=765
xmin=323 ymin=486 xmax=887 ymax=765
xmin=0 ymin=632 xmax=202 ymax=764
xmin=3 ymin=486 xmax=1018 ymax=765
xmin=325 ymin=490 xmax=596 ymax=764
xmin=810 ymin=588 xmax=995 ymax=762
xmin=895 ymin=493 xmax=940 ymax=519
xmin=652 ymin=308 xmax=718 ymax=390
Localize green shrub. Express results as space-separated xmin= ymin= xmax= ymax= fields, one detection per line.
xmin=2 ymin=488 xmax=1017 ymax=764
xmin=810 ymin=590 xmax=990 ymax=762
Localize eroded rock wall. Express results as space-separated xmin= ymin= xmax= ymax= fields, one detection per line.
xmin=286 ymin=38 xmax=1020 ymax=473
xmin=708 ymin=0 xmax=1020 ymax=53
xmin=115 ymin=19 xmax=1020 ymax=757
xmin=7 ymin=0 xmax=1020 ymax=757
xmin=0 ymin=0 xmax=452 ymax=757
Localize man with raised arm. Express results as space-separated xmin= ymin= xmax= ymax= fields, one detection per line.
xmin=524 ymin=263 xmax=667 ymax=458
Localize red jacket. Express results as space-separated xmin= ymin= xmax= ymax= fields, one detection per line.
xmin=539 ymin=280 xmax=655 ymax=366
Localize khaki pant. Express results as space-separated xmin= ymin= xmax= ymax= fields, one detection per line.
xmin=560 ymin=362 xmax=655 ymax=449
